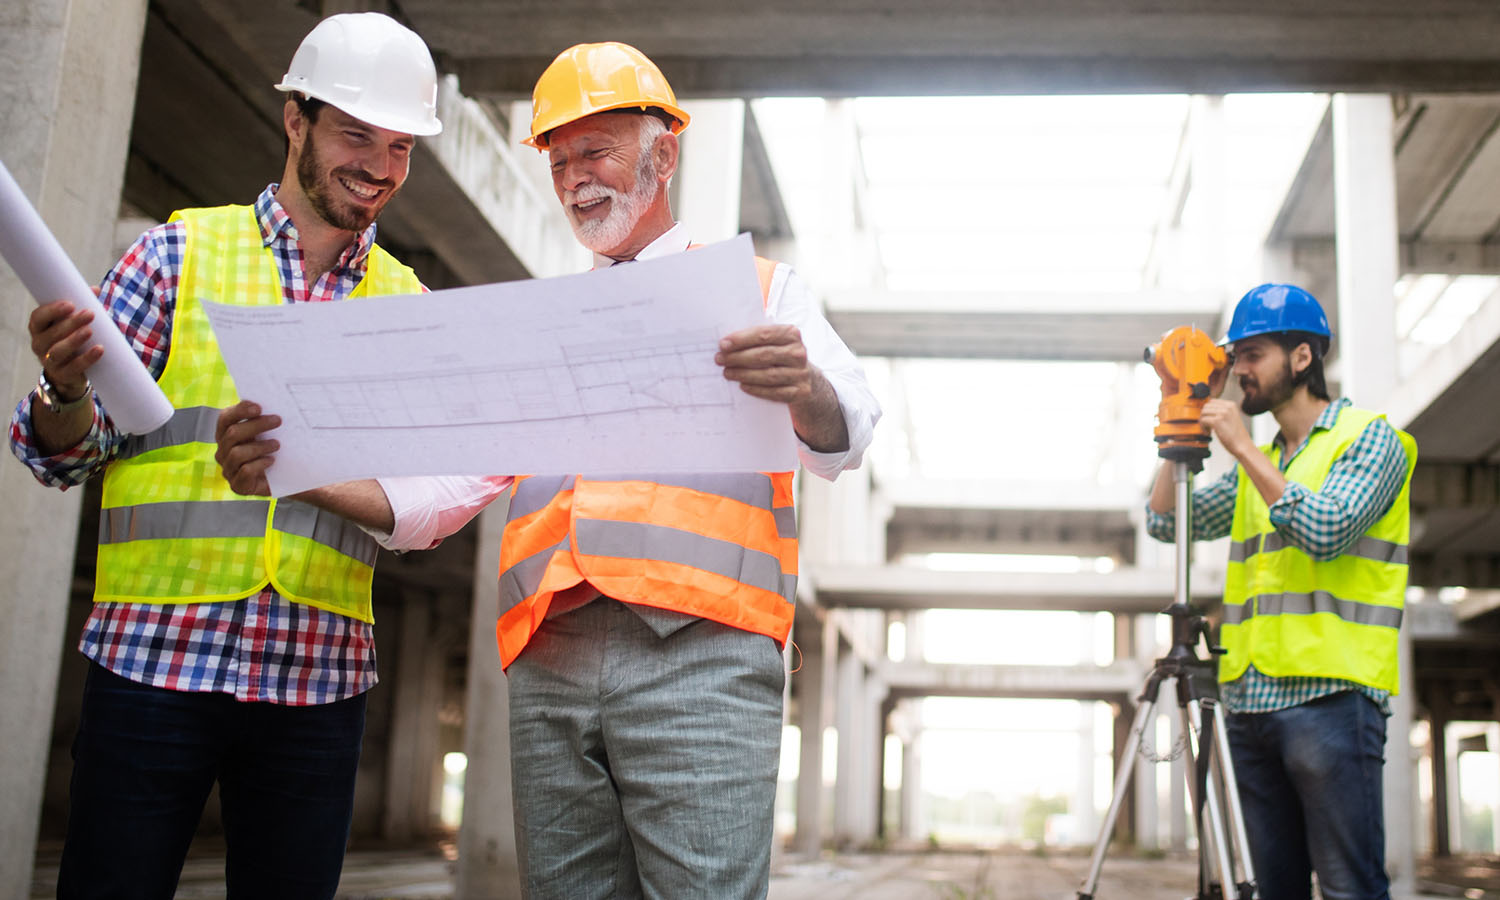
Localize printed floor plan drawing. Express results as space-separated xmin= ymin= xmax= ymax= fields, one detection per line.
xmin=288 ymin=329 xmax=730 ymax=429
xmin=204 ymin=235 xmax=799 ymax=495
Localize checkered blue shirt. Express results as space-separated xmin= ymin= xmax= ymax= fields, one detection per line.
xmin=9 ymin=185 xmax=384 ymax=705
xmin=1145 ymin=398 xmax=1411 ymax=715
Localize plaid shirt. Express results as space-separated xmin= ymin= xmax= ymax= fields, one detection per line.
xmin=1146 ymin=398 xmax=1411 ymax=715
xmin=9 ymin=185 xmax=387 ymax=705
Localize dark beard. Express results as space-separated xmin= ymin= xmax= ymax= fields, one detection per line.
xmin=1240 ymin=359 xmax=1296 ymax=415
xmin=296 ymin=129 xmax=390 ymax=233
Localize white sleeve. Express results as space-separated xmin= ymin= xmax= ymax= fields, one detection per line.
xmin=766 ymin=264 xmax=881 ymax=481
xmin=367 ymin=474 xmax=514 ymax=551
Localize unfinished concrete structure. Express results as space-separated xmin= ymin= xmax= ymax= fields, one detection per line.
xmin=5 ymin=2 xmax=1500 ymax=898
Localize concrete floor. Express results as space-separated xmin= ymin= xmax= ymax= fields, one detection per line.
xmin=26 ymin=841 xmax=1204 ymax=900
xmin=31 ymin=841 xmax=1500 ymax=899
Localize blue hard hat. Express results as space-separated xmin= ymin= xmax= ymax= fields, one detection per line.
xmin=1222 ymin=283 xmax=1331 ymax=345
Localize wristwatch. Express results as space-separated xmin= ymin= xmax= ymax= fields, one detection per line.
xmin=36 ymin=369 xmax=93 ymax=414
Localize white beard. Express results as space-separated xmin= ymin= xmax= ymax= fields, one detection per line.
xmin=566 ymin=173 xmax=658 ymax=255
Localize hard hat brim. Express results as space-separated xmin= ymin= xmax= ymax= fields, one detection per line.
xmin=276 ymin=83 xmax=443 ymax=136
xmin=524 ymin=102 xmax=690 ymax=149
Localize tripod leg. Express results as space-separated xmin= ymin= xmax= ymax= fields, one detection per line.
xmin=1077 ymin=692 xmax=1159 ymax=900
xmin=1208 ymin=701 xmax=1257 ymax=897
xmin=1185 ymin=698 xmax=1238 ymax=896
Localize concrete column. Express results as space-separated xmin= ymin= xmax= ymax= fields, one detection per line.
xmin=1111 ymin=614 xmax=1137 ymax=845
xmin=1445 ymin=723 xmax=1463 ymax=853
xmin=1491 ymin=724 xmax=1500 ymax=853
xmin=1306 ymin=97 xmax=1413 ymax=889
xmin=900 ymin=723 xmax=923 ymax=841
xmin=861 ymin=675 xmax=887 ymax=840
xmin=1075 ymin=620 xmax=1097 ymax=840
xmin=1431 ymin=717 xmax=1450 ymax=856
xmin=674 ymin=100 xmax=744 ymax=244
xmin=1134 ymin=717 xmax=1160 ymax=850
xmin=0 ymin=3 xmax=147 ymax=897
xmin=456 ymin=503 xmax=521 ymax=899
xmin=1387 ymin=602 xmax=1417 ymax=890
xmin=794 ymin=618 xmax=835 ymax=855
xmin=1133 ymin=615 xmax=1161 ymax=849
xmin=1188 ymin=95 xmax=1233 ymax=297
xmin=1331 ymin=94 xmax=1401 ymax=410
xmin=900 ymin=615 xmax=925 ymax=842
xmin=1167 ymin=698 xmax=1187 ymax=851
xmin=383 ymin=593 xmax=446 ymax=840
xmin=832 ymin=649 xmax=864 ymax=845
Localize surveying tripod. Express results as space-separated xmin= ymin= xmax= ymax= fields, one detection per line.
xmin=1077 ymin=326 xmax=1258 ymax=900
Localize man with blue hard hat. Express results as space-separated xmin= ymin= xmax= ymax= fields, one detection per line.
xmin=1147 ymin=283 xmax=1416 ymax=900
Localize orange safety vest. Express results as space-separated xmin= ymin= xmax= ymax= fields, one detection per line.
xmin=494 ymin=255 xmax=796 ymax=667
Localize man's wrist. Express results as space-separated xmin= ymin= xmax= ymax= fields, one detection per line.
xmin=36 ymin=370 xmax=93 ymax=414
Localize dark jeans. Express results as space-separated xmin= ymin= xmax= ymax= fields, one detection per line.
xmin=57 ymin=663 xmax=367 ymax=900
xmin=1227 ymin=690 xmax=1389 ymax=900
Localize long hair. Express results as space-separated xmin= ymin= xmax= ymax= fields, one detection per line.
xmin=1271 ymin=330 xmax=1332 ymax=401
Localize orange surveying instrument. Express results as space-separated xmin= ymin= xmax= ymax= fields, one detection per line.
xmin=1078 ymin=324 xmax=1258 ymax=900
xmin=1146 ymin=325 xmax=1228 ymax=467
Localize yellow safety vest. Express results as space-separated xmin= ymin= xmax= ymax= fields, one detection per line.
xmin=94 ymin=204 xmax=421 ymax=623
xmin=494 ymin=256 xmax=797 ymax=668
xmin=1221 ymin=406 xmax=1417 ymax=692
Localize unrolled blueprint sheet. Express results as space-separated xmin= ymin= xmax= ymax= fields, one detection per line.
xmin=203 ymin=234 xmax=798 ymax=497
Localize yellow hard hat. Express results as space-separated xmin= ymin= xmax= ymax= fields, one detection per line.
xmin=524 ymin=42 xmax=690 ymax=150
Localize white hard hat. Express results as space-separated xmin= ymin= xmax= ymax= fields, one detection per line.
xmin=276 ymin=12 xmax=443 ymax=136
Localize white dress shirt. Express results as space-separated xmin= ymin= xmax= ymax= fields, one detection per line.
xmin=374 ymin=224 xmax=881 ymax=551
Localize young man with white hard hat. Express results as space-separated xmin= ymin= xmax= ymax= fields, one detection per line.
xmin=1147 ymin=284 xmax=1417 ymax=900
xmin=9 ymin=13 xmax=444 ymax=898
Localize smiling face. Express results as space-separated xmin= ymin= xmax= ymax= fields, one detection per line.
xmin=288 ymin=104 xmax=413 ymax=234
xmin=546 ymin=112 xmax=675 ymax=258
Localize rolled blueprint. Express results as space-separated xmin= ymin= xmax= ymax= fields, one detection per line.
xmin=0 ymin=159 xmax=172 ymax=434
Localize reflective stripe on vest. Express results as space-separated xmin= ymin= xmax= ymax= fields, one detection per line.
xmin=494 ymin=254 xmax=797 ymax=668
xmin=1221 ymin=591 xmax=1405 ymax=629
xmin=93 ymin=204 xmax=420 ymax=621
xmin=1227 ymin=533 xmax=1408 ymax=566
xmin=1220 ymin=405 xmax=1416 ymax=693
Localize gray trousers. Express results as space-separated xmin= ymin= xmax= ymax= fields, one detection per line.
xmin=507 ymin=597 xmax=785 ymax=900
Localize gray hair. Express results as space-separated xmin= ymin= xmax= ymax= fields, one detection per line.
xmin=636 ymin=114 xmax=670 ymax=190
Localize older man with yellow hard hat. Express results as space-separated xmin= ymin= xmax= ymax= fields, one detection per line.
xmin=210 ymin=38 xmax=878 ymax=898
xmin=499 ymin=42 xmax=881 ymax=899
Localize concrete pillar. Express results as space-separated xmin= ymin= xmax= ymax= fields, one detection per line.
xmin=900 ymin=614 xmax=924 ymax=842
xmin=1075 ymin=620 xmax=1097 ymax=840
xmin=1134 ymin=615 xmax=1162 ymax=849
xmin=0 ymin=3 xmax=147 ymax=897
xmin=674 ymin=100 xmax=745 ymax=244
xmin=1167 ymin=696 xmax=1188 ymax=851
xmin=1111 ymin=614 xmax=1137 ymax=845
xmin=1334 ymin=91 xmax=1411 ymax=893
xmin=1331 ymin=94 xmax=1401 ymax=410
xmin=383 ymin=593 xmax=445 ymax=840
xmin=456 ymin=503 xmax=521 ymax=899
xmin=1189 ymin=95 xmax=1233 ymax=297
xmin=861 ymin=675 xmax=887 ymax=840
xmin=1134 ymin=719 xmax=1160 ymax=850
xmin=1445 ymin=722 xmax=1463 ymax=853
xmin=1491 ymin=724 xmax=1500 ymax=853
xmin=794 ymin=618 xmax=835 ymax=855
xmin=1431 ymin=717 xmax=1450 ymax=856
xmin=900 ymin=723 xmax=923 ymax=842
xmin=832 ymin=649 xmax=865 ymax=845
xmin=1387 ymin=603 xmax=1417 ymax=889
